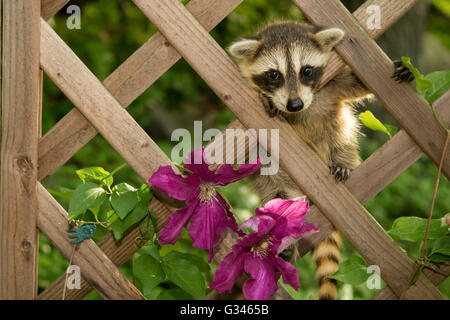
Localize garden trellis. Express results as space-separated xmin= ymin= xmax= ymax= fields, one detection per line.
xmin=0 ymin=0 xmax=449 ymax=299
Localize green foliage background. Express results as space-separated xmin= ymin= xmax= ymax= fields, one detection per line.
xmin=39 ymin=0 xmax=449 ymax=300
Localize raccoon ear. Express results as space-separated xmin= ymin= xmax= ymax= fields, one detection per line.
xmin=228 ymin=39 xmax=260 ymax=59
xmin=314 ymin=28 xmax=345 ymax=51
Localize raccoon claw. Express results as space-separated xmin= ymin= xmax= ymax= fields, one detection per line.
xmin=330 ymin=165 xmax=350 ymax=182
xmin=392 ymin=60 xmax=414 ymax=83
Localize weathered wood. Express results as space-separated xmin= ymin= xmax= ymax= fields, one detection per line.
xmin=132 ymin=0 xmax=444 ymax=299
xmin=320 ymin=0 xmax=419 ymax=85
xmin=38 ymin=198 xmax=172 ymax=300
xmin=40 ymin=18 xmax=171 ymax=180
xmin=294 ymin=0 xmax=450 ymax=181
xmin=0 ymin=0 xmax=41 ymax=299
xmin=38 ymin=0 xmax=242 ymax=180
xmin=41 ymin=0 xmax=70 ymax=20
xmin=36 ymin=184 xmax=145 ymax=300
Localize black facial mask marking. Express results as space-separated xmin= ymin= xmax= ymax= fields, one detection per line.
xmin=252 ymin=70 xmax=284 ymax=93
xmin=300 ymin=65 xmax=323 ymax=88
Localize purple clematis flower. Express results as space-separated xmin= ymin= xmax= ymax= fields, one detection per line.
xmin=209 ymin=198 xmax=318 ymax=300
xmin=149 ymin=148 xmax=261 ymax=262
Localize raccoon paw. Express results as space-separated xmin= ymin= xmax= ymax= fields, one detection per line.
xmin=392 ymin=60 xmax=414 ymax=83
xmin=330 ymin=165 xmax=350 ymax=182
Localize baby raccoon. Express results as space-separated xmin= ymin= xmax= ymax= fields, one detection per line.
xmin=228 ymin=21 xmax=413 ymax=300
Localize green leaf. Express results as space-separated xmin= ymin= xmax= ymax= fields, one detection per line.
xmin=162 ymin=251 xmax=206 ymax=300
xmin=111 ymin=201 xmax=148 ymax=240
xmin=401 ymin=57 xmax=432 ymax=93
xmin=385 ymin=124 xmax=398 ymax=137
xmin=329 ymin=256 xmax=368 ymax=286
xmin=47 ymin=187 xmax=74 ymax=200
xmin=428 ymin=253 xmax=450 ymax=263
xmin=134 ymin=254 xmax=165 ymax=292
xmin=422 ymin=71 xmax=450 ymax=103
xmin=76 ymin=167 xmax=113 ymax=188
xmin=97 ymin=200 xmax=113 ymax=223
xmin=388 ymin=217 xmax=448 ymax=242
xmin=430 ymin=236 xmax=450 ymax=257
xmin=144 ymin=286 xmax=164 ymax=300
xmin=140 ymin=210 xmax=157 ymax=240
xmin=120 ymin=201 xmax=148 ymax=233
xmin=110 ymin=183 xmax=138 ymax=220
xmin=359 ymin=111 xmax=392 ymax=138
xmin=174 ymin=252 xmax=210 ymax=273
xmin=68 ymin=182 xmax=107 ymax=220
xmin=432 ymin=0 xmax=450 ymax=17
xmin=157 ymin=288 xmax=195 ymax=300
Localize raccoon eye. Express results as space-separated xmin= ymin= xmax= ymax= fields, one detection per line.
xmin=301 ymin=66 xmax=314 ymax=78
xmin=266 ymin=70 xmax=281 ymax=81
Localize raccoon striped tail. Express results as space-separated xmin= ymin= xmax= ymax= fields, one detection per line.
xmin=312 ymin=230 xmax=342 ymax=300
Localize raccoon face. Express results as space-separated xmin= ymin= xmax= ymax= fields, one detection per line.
xmin=229 ymin=22 xmax=344 ymax=113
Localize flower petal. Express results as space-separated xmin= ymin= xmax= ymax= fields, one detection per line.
xmin=215 ymin=193 xmax=244 ymax=236
xmin=212 ymin=158 xmax=262 ymax=186
xmin=275 ymin=222 xmax=319 ymax=254
xmin=273 ymin=256 xmax=300 ymax=291
xmin=209 ymin=245 xmax=246 ymax=293
xmin=257 ymin=198 xmax=309 ymax=221
xmin=188 ymin=198 xmax=230 ymax=263
xmin=149 ymin=165 xmax=199 ymax=200
xmin=241 ymin=214 xmax=277 ymax=235
xmin=158 ymin=201 xmax=197 ymax=244
xmin=242 ymin=254 xmax=280 ymax=300
xmin=183 ymin=148 xmax=218 ymax=182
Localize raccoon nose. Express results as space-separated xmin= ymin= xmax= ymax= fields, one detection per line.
xmin=286 ymin=98 xmax=304 ymax=112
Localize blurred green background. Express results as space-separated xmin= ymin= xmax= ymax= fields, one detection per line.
xmin=38 ymin=0 xmax=449 ymax=299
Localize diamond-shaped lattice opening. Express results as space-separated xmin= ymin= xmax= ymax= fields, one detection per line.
xmin=38 ymin=231 xmax=105 ymax=300
xmin=48 ymin=0 xmax=160 ymax=82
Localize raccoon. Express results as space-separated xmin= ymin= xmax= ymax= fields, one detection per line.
xmin=228 ymin=21 xmax=413 ymax=300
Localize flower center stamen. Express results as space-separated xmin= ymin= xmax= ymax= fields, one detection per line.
xmin=198 ymin=183 xmax=217 ymax=204
xmin=251 ymin=235 xmax=274 ymax=258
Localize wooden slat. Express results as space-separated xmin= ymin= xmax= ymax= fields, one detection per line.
xmin=38 ymin=0 xmax=242 ymax=180
xmin=294 ymin=0 xmax=450 ymax=181
xmin=320 ymin=0 xmax=419 ymax=85
xmin=40 ymin=18 xmax=171 ymax=180
xmin=0 ymin=0 xmax=41 ymax=299
xmin=37 ymin=184 xmax=145 ymax=300
xmin=132 ymin=0 xmax=444 ymax=299
xmin=38 ymin=198 xmax=172 ymax=300
xmin=41 ymin=0 xmax=70 ymax=21
xmin=373 ymin=263 xmax=450 ymax=300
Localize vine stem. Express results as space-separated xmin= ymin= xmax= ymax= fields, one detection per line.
xmin=62 ymin=243 xmax=79 ymax=300
xmin=399 ymin=132 xmax=450 ymax=300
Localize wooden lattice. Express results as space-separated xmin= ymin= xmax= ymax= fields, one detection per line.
xmin=1 ymin=0 xmax=449 ymax=300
